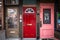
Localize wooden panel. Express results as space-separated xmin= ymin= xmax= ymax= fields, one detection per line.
xmin=7 ymin=28 xmax=19 ymax=38
xmin=0 ymin=0 xmax=4 ymax=30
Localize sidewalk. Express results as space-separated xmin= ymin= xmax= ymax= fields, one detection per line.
xmin=0 ymin=30 xmax=59 ymax=40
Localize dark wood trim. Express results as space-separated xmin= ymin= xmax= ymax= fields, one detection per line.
xmin=0 ymin=0 xmax=4 ymax=30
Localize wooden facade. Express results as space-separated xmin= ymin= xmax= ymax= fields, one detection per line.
xmin=0 ymin=0 xmax=4 ymax=30
xmin=1 ymin=0 xmax=60 ymax=40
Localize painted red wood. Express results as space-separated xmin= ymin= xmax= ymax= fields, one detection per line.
xmin=23 ymin=7 xmax=36 ymax=38
xmin=40 ymin=3 xmax=54 ymax=38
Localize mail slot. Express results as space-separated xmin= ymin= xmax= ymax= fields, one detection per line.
xmin=27 ymin=24 xmax=32 ymax=26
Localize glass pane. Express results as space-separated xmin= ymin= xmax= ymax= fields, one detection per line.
xmin=57 ymin=13 xmax=60 ymax=19
xmin=11 ymin=0 xmax=19 ymax=4
xmin=5 ymin=0 xmax=19 ymax=5
xmin=7 ymin=8 xmax=18 ymax=28
xmin=57 ymin=13 xmax=60 ymax=24
xmin=43 ymin=9 xmax=51 ymax=24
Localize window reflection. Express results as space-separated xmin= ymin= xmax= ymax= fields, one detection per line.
xmin=43 ymin=9 xmax=51 ymax=24
xmin=7 ymin=8 xmax=18 ymax=28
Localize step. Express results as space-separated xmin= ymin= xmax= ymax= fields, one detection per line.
xmin=6 ymin=38 xmax=21 ymax=40
xmin=22 ymin=38 xmax=36 ymax=40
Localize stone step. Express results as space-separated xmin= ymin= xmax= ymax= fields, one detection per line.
xmin=6 ymin=38 xmax=21 ymax=40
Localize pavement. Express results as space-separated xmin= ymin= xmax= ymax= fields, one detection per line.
xmin=0 ymin=30 xmax=5 ymax=40
xmin=0 ymin=30 xmax=59 ymax=40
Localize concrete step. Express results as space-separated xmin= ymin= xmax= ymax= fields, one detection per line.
xmin=6 ymin=38 xmax=21 ymax=40
xmin=22 ymin=38 xmax=36 ymax=40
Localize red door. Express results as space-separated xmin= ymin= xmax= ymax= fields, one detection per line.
xmin=23 ymin=7 xmax=36 ymax=38
xmin=40 ymin=3 xmax=54 ymax=38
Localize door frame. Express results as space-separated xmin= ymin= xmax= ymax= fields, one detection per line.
xmin=36 ymin=2 xmax=40 ymax=39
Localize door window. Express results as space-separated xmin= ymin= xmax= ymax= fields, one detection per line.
xmin=7 ymin=8 xmax=18 ymax=28
xmin=43 ymin=9 xmax=51 ymax=24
